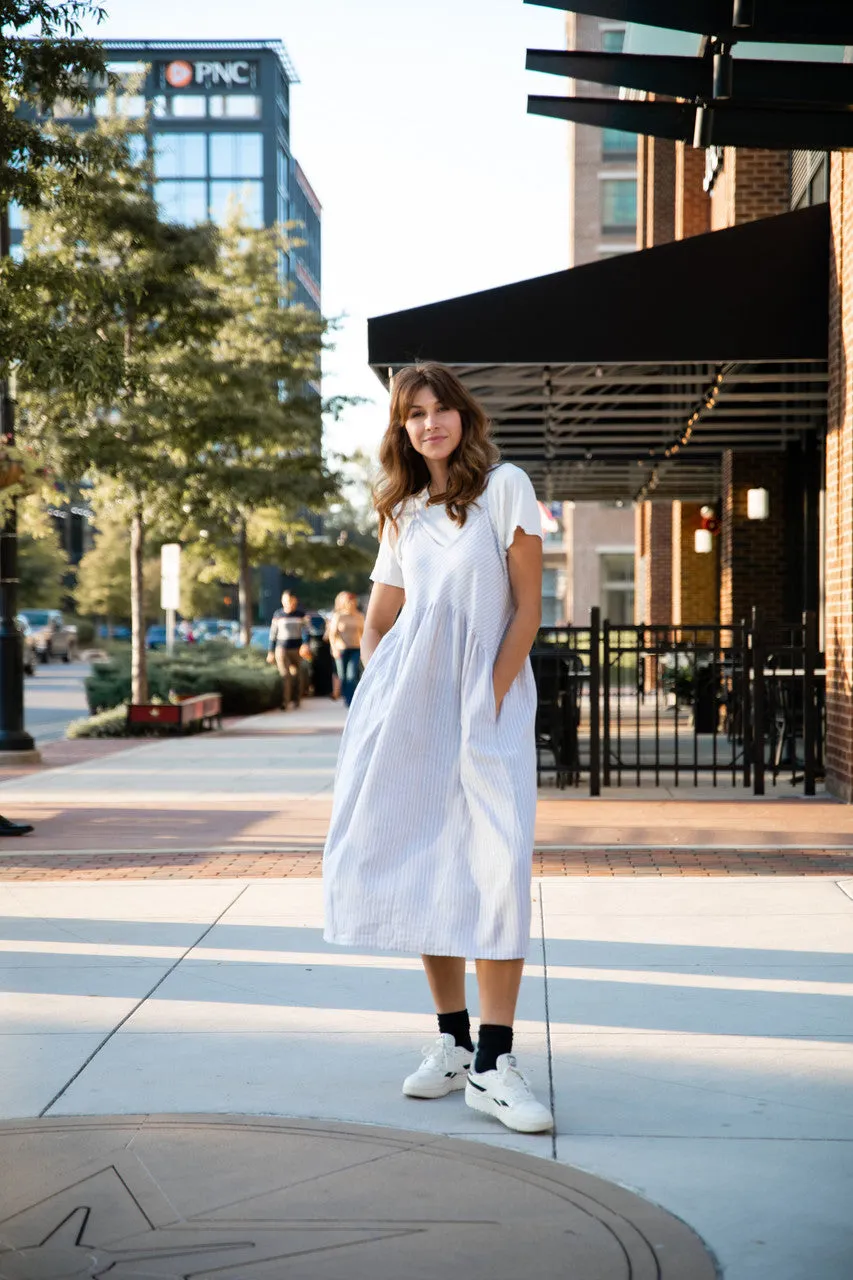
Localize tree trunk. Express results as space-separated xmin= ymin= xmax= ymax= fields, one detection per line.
xmin=238 ymin=516 xmax=251 ymax=648
xmin=130 ymin=500 xmax=148 ymax=703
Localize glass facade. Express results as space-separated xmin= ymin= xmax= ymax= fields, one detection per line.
xmin=13 ymin=40 xmax=321 ymax=313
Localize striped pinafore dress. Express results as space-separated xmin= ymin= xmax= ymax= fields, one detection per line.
xmin=323 ymin=479 xmax=537 ymax=960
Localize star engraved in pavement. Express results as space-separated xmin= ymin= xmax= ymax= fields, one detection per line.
xmin=0 ymin=1164 xmax=421 ymax=1279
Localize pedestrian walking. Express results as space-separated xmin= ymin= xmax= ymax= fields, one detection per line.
xmin=327 ymin=591 xmax=365 ymax=707
xmin=266 ymin=590 xmax=306 ymax=709
xmin=304 ymin=614 xmax=336 ymax=698
xmin=323 ymin=362 xmax=552 ymax=1134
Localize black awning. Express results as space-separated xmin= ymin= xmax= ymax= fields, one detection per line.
xmin=368 ymin=205 xmax=828 ymax=369
xmin=367 ymin=206 xmax=829 ymax=503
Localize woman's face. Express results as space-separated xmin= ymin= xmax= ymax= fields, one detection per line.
xmin=403 ymin=385 xmax=463 ymax=463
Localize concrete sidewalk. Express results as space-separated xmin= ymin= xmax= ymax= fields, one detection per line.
xmin=0 ymin=704 xmax=852 ymax=1277
xmin=0 ymin=875 xmax=851 ymax=1278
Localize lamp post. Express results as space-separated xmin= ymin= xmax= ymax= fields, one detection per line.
xmin=0 ymin=204 xmax=37 ymax=758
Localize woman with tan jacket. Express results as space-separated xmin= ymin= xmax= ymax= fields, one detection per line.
xmin=327 ymin=592 xmax=365 ymax=707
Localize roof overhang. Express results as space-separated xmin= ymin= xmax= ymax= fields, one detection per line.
xmin=367 ymin=206 xmax=829 ymax=503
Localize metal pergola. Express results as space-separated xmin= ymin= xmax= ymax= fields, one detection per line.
xmin=368 ymin=207 xmax=829 ymax=503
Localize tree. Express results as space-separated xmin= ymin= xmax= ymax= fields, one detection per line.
xmin=172 ymin=212 xmax=358 ymax=644
xmin=12 ymin=108 xmax=222 ymax=701
xmin=75 ymin=512 xmax=159 ymax=628
xmin=17 ymin=501 xmax=68 ymax=608
xmin=1 ymin=1 xmax=108 ymax=212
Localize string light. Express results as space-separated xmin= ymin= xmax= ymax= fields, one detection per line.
xmin=635 ymin=364 xmax=727 ymax=501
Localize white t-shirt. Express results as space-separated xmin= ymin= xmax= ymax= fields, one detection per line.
xmin=370 ymin=462 xmax=543 ymax=589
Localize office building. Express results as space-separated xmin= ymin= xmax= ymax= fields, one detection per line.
xmin=11 ymin=39 xmax=321 ymax=310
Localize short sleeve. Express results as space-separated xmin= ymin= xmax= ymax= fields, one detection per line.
xmin=369 ymin=517 xmax=405 ymax=588
xmin=487 ymin=463 xmax=543 ymax=549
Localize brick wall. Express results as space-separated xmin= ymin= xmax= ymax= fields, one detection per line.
xmin=826 ymin=152 xmax=853 ymax=801
xmin=719 ymin=450 xmax=788 ymax=628
xmin=641 ymin=501 xmax=673 ymax=622
xmin=672 ymin=502 xmax=718 ymax=624
xmin=710 ymin=148 xmax=790 ymax=230
xmin=643 ymin=133 xmax=676 ymax=247
xmin=675 ymin=142 xmax=710 ymax=240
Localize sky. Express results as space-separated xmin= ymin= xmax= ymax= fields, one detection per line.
xmin=77 ymin=0 xmax=570 ymax=464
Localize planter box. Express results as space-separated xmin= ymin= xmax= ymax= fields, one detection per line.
xmin=127 ymin=694 xmax=222 ymax=734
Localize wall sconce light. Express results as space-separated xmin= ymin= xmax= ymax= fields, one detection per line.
xmin=747 ymin=487 xmax=770 ymax=520
xmin=694 ymin=528 xmax=713 ymax=554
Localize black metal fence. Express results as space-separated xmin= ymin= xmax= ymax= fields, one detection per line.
xmin=531 ymin=607 xmax=824 ymax=796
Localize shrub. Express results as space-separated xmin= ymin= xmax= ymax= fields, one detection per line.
xmin=66 ymin=704 xmax=129 ymax=739
xmin=85 ymin=649 xmax=283 ymax=717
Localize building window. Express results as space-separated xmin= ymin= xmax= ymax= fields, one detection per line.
xmin=600 ymin=28 xmax=625 ymax=53
xmin=600 ymin=553 xmax=635 ymax=625
xmin=601 ymin=178 xmax=637 ymax=231
xmin=209 ymin=95 xmax=262 ymax=119
xmin=171 ymin=95 xmax=207 ymax=118
xmin=52 ymin=98 xmax=89 ymax=119
xmin=209 ymin=132 xmax=263 ymax=179
xmin=94 ymin=93 xmax=146 ymax=118
xmin=154 ymin=132 xmax=206 ymax=179
xmin=602 ymin=128 xmax=636 ymax=157
xmin=127 ymin=134 xmax=147 ymax=165
xmin=209 ymin=180 xmax=263 ymax=227
xmin=155 ymin=180 xmax=207 ymax=225
xmin=8 ymin=201 xmax=26 ymax=231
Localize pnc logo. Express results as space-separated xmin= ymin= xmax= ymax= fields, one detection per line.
xmin=164 ymin=60 xmax=193 ymax=89
xmin=163 ymin=59 xmax=254 ymax=89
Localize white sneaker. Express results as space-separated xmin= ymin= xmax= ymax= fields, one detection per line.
xmin=402 ymin=1033 xmax=474 ymax=1099
xmin=465 ymin=1053 xmax=554 ymax=1133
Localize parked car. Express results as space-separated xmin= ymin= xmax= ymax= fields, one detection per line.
xmin=16 ymin=615 xmax=37 ymax=676
xmin=249 ymin=624 xmax=270 ymax=651
xmin=145 ymin=624 xmax=168 ymax=650
xmin=97 ymin=623 xmax=132 ymax=640
xmin=18 ymin=609 xmax=77 ymax=663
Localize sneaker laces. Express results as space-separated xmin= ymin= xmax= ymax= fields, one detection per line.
xmin=418 ymin=1036 xmax=451 ymax=1069
xmin=496 ymin=1055 xmax=536 ymax=1103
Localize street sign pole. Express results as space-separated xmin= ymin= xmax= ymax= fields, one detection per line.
xmin=160 ymin=543 xmax=181 ymax=655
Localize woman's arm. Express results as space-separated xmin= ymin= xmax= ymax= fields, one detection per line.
xmin=362 ymin=584 xmax=405 ymax=665
xmin=493 ymin=529 xmax=543 ymax=714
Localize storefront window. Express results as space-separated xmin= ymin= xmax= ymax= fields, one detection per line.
xmin=209 ymin=132 xmax=263 ymax=178
xmin=600 ymin=553 xmax=635 ymax=625
xmin=154 ymin=132 xmax=206 ymax=179
xmin=601 ymin=178 xmax=637 ymax=231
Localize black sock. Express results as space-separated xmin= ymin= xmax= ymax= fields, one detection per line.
xmin=437 ymin=1009 xmax=474 ymax=1052
xmin=474 ymin=1024 xmax=513 ymax=1073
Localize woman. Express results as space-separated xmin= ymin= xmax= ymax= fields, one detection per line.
xmin=323 ymin=363 xmax=551 ymax=1134
xmin=327 ymin=592 xmax=365 ymax=707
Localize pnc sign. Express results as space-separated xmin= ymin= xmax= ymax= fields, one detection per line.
xmin=163 ymin=59 xmax=256 ymax=90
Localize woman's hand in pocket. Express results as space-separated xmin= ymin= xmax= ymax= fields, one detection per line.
xmin=493 ymin=675 xmax=507 ymax=720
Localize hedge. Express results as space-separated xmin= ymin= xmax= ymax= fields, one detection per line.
xmin=85 ymin=646 xmax=283 ymax=718
xmin=66 ymin=704 xmax=129 ymax=739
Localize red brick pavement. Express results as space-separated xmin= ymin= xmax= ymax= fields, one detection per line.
xmin=1 ymin=847 xmax=852 ymax=880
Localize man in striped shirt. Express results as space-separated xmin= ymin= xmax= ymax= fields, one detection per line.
xmin=267 ymin=591 xmax=307 ymax=709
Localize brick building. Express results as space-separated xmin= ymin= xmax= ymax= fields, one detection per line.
xmin=368 ymin=15 xmax=853 ymax=801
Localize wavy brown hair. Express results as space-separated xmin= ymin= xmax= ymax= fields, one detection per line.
xmin=375 ymin=363 xmax=500 ymax=536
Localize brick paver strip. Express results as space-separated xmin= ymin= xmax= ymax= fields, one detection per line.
xmin=1 ymin=846 xmax=852 ymax=879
